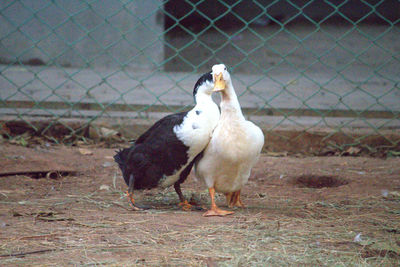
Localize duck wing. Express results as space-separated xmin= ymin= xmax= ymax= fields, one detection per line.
xmin=134 ymin=111 xmax=188 ymax=145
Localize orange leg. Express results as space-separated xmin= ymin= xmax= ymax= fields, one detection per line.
xmin=233 ymin=190 xmax=245 ymax=208
xmin=225 ymin=192 xmax=234 ymax=207
xmin=226 ymin=190 xmax=245 ymax=208
xmin=126 ymin=191 xmax=142 ymax=211
xmin=203 ymin=188 xmax=234 ymax=217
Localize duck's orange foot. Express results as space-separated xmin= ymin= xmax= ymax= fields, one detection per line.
xmin=178 ymin=200 xmax=193 ymax=211
xmin=203 ymin=208 xmax=234 ymax=217
xmin=126 ymin=191 xmax=142 ymax=211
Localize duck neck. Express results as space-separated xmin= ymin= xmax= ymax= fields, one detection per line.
xmin=195 ymin=92 xmax=214 ymax=107
xmin=220 ymin=80 xmax=244 ymax=119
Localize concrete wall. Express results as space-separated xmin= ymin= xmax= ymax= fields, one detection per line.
xmin=0 ymin=0 xmax=164 ymax=70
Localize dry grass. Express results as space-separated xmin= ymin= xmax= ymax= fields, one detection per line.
xmin=0 ymin=144 xmax=399 ymax=266
xmin=1 ymin=189 xmax=399 ymax=266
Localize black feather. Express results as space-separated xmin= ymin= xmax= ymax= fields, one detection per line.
xmin=193 ymin=71 xmax=212 ymax=103
xmin=113 ymin=148 xmax=130 ymax=185
xmin=114 ymin=112 xmax=189 ymax=190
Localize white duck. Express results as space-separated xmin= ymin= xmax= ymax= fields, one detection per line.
xmin=195 ymin=64 xmax=264 ymax=216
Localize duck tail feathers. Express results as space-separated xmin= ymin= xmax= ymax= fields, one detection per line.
xmin=114 ymin=148 xmax=129 ymax=172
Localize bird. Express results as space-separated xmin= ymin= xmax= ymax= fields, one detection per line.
xmin=114 ymin=71 xmax=220 ymax=211
xmin=194 ymin=64 xmax=264 ymax=216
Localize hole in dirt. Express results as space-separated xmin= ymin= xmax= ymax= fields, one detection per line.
xmin=294 ymin=175 xmax=348 ymax=188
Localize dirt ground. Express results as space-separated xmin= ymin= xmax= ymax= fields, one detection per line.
xmin=0 ymin=143 xmax=399 ymax=266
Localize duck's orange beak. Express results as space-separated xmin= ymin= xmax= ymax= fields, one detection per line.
xmin=213 ymin=73 xmax=226 ymax=92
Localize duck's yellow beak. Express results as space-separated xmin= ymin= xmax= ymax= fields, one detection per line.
xmin=213 ymin=73 xmax=226 ymax=92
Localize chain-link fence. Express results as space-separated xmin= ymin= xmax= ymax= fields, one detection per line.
xmin=0 ymin=0 xmax=399 ymax=154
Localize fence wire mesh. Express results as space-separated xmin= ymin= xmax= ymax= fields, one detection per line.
xmin=0 ymin=0 xmax=399 ymax=154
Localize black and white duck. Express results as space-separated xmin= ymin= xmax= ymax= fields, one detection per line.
xmin=114 ymin=72 xmax=220 ymax=210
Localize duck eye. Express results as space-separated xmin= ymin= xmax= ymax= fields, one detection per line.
xmin=224 ymin=67 xmax=227 ymax=71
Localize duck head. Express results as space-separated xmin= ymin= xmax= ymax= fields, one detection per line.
xmin=212 ymin=64 xmax=230 ymax=92
xmin=193 ymin=71 xmax=214 ymax=103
